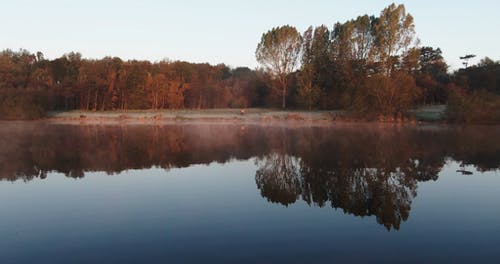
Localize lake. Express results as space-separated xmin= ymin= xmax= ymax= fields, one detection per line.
xmin=0 ymin=122 xmax=499 ymax=263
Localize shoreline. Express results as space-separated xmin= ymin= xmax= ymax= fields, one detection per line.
xmin=43 ymin=109 xmax=418 ymax=125
xmin=1 ymin=106 xmax=452 ymax=124
xmin=43 ymin=110 xmax=339 ymax=124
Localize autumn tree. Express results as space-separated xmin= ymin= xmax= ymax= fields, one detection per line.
xmin=416 ymin=47 xmax=449 ymax=104
xmin=365 ymin=3 xmax=420 ymax=118
xmin=297 ymin=26 xmax=321 ymax=110
xmin=0 ymin=48 xmax=271 ymax=118
xmin=363 ymin=71 xmax=420 ymax=118
xmin=227 ymin=67 xmax=255 ymax=108
xmin=49 ymin=52 xmax=82 ymax=110
xmin=166 ymin=61 xmax=190 ymax=109
xmin=374 ymin=3 xmax=417 ymax=76
xmin=0 ymin=50 xmax=51 ymax=119
xmin=256 ymin=25 xmax=302 ymax=109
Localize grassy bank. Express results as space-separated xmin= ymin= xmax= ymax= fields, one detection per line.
xmin=44 ymin=106 xmax=447 ymax=124
xmin=47 ymin=109 xmax=341 ymax=123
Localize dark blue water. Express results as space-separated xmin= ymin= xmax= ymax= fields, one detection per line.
xmin=0 ymin=122 xmax=499 ymax=263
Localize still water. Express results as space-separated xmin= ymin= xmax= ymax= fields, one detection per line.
xmin=0 ymin=122 xmax=499 ymax=263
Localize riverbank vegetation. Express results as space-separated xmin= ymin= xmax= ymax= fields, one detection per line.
xmin=0 ymin=3 xmax=498 ymax=122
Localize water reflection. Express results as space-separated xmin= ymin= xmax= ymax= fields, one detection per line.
xmin=0 ymin=122 xmax=499 ymax=230
xmin=256 ymin=153 xmax=418 ymax=230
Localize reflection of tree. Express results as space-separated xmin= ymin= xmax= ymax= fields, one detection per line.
xmin=255 ymin=154 xmax=302 ymax=206
xmin=0 ymin=123 xmax=499 ymax=230
xmin=252 ymin=125 xmax=500 ymax=231
xmin=255 ymin=153 xmax=417 ymax=230
xmin=328 ymin=168 xmax=416 ymax=231
xmin=0 ymin=124 xmax=498 ymax=183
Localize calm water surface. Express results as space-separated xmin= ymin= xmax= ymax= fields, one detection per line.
xmin=0 ymin=122 xmax=499 ymax=263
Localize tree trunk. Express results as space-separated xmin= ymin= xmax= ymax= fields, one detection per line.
xmin=93 ymin=89 xmax=98 ymax=111
xmin=281 ymin=79 xmax=287 ymax=109
xmin=121 ymin=90 xmax=125 ymax=110
xmin=86 ymin=88 xmax=91 ymax=110
xmin=198 ymin=90 xmax=203 ymax=109
xmin=101 ymin=92 xmax=106 ymax=111
xmin=282 ymin=89 xmax=286 ymax=109
xmin=308 ymin=92 xmax=311 ymax=111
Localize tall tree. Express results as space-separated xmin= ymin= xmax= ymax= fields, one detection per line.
xmin=330 ymin=17 xmax=376 ymax=108
xmin=256 ymin=25 xmax=302 ymax=109
xmin=297 ymin=26 xmax=322 ymax=110
xmin=416 ymin=47 xmax=449 ymax=104
xmin=374 ymin=3 xmax=416 ymax=76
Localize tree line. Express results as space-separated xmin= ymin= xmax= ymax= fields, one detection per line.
xmin=256 ymin=3 xmax=499 ymax=122
xmin=0 ymin=3 xmax=498 ymax=121
xmin=0 ymin=50 xmax=270 ymax=119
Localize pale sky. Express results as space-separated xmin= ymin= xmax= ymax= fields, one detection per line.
xmin=1 ymin=0 xmax=498 ymax=70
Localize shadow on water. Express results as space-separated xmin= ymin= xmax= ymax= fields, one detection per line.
xmin=0 ymin=122 xmax=499 ymax=230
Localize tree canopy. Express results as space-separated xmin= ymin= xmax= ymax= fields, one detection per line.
xmin=256 ymin=25 xmax=302 ymax=109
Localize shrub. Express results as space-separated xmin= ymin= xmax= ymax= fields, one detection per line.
xmin=0 ymin=88 xmax=50 ymax=120
xmin=350 ymin=71 xmax=421 ymax=120
xmin=446 ymin=89 xmax=500 ymax=124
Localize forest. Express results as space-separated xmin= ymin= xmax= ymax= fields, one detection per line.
xmin=0 ymin=3 xmax=498 ymax=122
